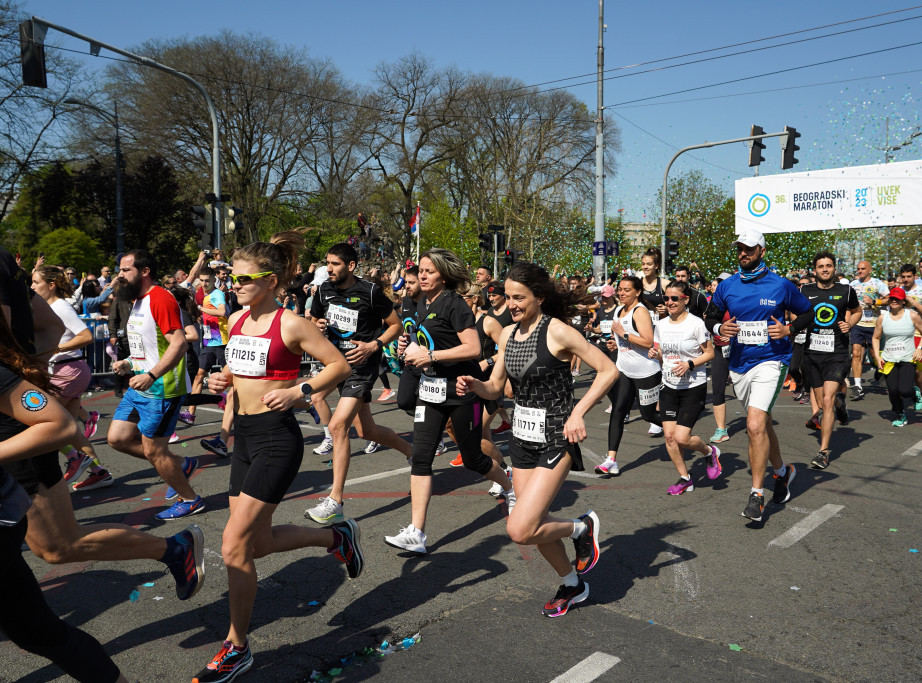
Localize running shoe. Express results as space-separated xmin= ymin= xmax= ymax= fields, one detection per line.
xmin=772 ymin=464 xmax=796 ymax=505
xmin=449 ymin=453 xmax=464 ymax=467
xmin=834 ymin=400 xmax=849 ymax=426
xmin=201 ymin=436 xmax=229 ymax=458
xmin=330 ymin=519 xmax=364 ymax=579
xmin=72 ymin=468 xmax=114 ymax=491
xmin=706 ymin=445 xmax=722 ymax=480
xmin=83 ymin=410 xmax=100 ymax=439
xmin=435 ymin=440 xmax=447 ymax=456
xmin=542 ymin=579 xmax=589 ymax=618
xmin=363 ymin=441 xmax=383 ymax=454
xmin=491 ymin=420 xmax=512 ymax=435
xmin=811 ymin=450 xmax=831 ymax=469
xmin=604 ymin=404 xmax=612 ymax=414
xmin=573 ymin=510 xmax=601 ymax=574
xmin=193 ymin=640 xmax=252 ymax=683
xmin=305 ymin=496 xmax=344 ymax=525
xmin=915 ymin=387 xmax=922 ymax=411
xmin=648 ymin=423 xmax=663 ymax=437
xmin=488 ymin=481 xmax=505 ymax=498
xmin=709 ymin=428 xmax=729 ymax=444
xmin=741 ymin=491 xmax=765 ymax=521
xmin=805 ymin=413 xmax=821 ymax=430
xmin=166 ymin=457 xmax=199 ymax=500
xmin=893 ymin=413 xmax=909 ymax=427
xmin=384 ymin=524 xmax=427 ymax=554
xmin=377 ymin=388 xmax=395 ymax=402
xmin=667 ymin=477 xmax=695 ymax=495
xmin=313 ymin=437 xmax=334 ymax=455
xmin=63 ymin=453 xmax=93 ymax=483
xmin=623 ymin=411 xmax=631 ymax=424
xmin=307 ymin=405 xmax=321 ymax=424
xmin=503 ymin=486 xmax=516 ymax=511
xmin=571 ymin=369 xmax=580 ymax=377
xmin=168 ymin=524 xmax=205 ymax=600
xmin=169 ymin=432 xmax=179 ymax=443
xmin=178 ymin=410 xmax=196 ymax=425
xmin=217 ymin=392 xmax=227 ymax=411
xmin=155 ymin=495 xmax=205 ymax=521
xmin=594 ymin=457 xmax=619 ymax=476
xmin=851 ymin=385 xmax=866 ymax=400
xmin=791 ymin=389 xmax=804 ymax=401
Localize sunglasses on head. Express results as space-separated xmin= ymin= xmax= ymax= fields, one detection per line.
xmin=664 ymin=295 xmax=687 ymax=302
xmin=229 ymin=271 xmax=273 ymax=285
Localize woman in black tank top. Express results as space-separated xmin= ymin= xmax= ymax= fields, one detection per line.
xmin=457 ymin=262 xmax=618 ymax=618
xmin=640 ymin=247 xmax=670 ymax=318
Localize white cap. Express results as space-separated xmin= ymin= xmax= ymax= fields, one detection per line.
xmin=734 ymin=229 xmax=765 ymax=248
xmin=310 ymin=266 xmax=329 ymax=286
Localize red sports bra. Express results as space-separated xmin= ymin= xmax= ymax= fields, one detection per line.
xmin=226 ymin=308 xmax=301 ymax=380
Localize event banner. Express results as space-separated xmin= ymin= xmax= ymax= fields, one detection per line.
xmin=734 ymin=160 xmax=922 ymax=234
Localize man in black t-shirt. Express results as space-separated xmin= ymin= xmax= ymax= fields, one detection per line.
xmin=674 ymin=265 xmax=708 ymax=319
xmin=396 ymin=265 xmax=423 ymax=414
xmin=790 ymin=251 xmax=861 ymax=469
xmin=305 ymin=243 xmax=412 ymax=525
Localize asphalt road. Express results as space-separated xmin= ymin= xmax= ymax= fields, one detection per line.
xmin=4 ymin=371 xmax=921 ymax=682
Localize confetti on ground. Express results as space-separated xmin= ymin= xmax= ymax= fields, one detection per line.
xmin=129 ymin=590 xmax=140 ymax=603
xmin=790 ymin=586 xmax=800 ymax=591
xmin=143 ymin=582 xmax=155 ymax=587
xmin=729 ymin=644 xmax=742 ymax=652
xmin=911 ymin=549 xmax=919 ymax=553
xmin=890 ymin=528 xmax=898 ymax=532
xmin=153 ymin=597 xmax=164 ymax=601
xmin=308 ymin=600 xmax=320 ymax=606
xmin=142 ymin=498 xmax=151 ymax=501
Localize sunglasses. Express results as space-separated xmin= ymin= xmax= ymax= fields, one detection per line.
xmin=664 ymin=295 xmax=687 ymax=302
xmin=229 ymin=271 xmax=273 ymax=285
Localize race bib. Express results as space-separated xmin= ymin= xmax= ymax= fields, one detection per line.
xmin=513 ymin=404 xmax=546 ymax=443
xmin=650 ymin=311 xmax=660 ymax=323
xmin=419 ymin=376 xmax=447 ymax=404
xmin=226 ymin=335 xmax=271 ymax=377
xmin=327 ymin=304 xmax=359 ymax=333
xmin=861 ymin=307 xmax=875 ymax=320
xmin=338 ymin=339 xmax=357 ymax=352
xmin=203 ymin=324 xmax=212 ymax=340
xmin=414 ymin=406 xmax=425 ymax=423
xmin=663 ymin=357 xmax=683 ymax=384
xmin=738 ymin=320 xmax=769 ymax=345
xmin=884 ymin=338 xmax=910 ymax=357
xmin=808 ymin=332 xmax=835 ymax=353
xmin=721 ymin=345 xmax=730 ymax=358
xmin=599 ymin=320 xmax=613 ymax=335
xmin=571 ymin=316 xmax=582 ymax=326
xmin=793 ymin=331 xmax=806 ymax=345
xmin=127 ymin=316 xmax=145 ymax=359
xmin=639 ymin=385 xmax=660 ymax=406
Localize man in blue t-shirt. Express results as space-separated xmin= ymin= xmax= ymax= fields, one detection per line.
xmin=705 ymin=230 xmax=811 ymax=523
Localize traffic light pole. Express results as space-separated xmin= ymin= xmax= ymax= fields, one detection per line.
xmin=31 ymin=16 xmax=223 ymax=250
xmin=493 ymin=233 xmax=499 ymax=277
xmin=659 ymin=130 xmax=790 ymax=277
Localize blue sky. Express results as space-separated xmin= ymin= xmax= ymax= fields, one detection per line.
xmin=25 ymin=0 xmax=922 ymax=222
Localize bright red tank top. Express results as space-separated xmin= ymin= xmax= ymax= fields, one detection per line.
xmin=226 ymin=308 xmax=301 ymax=380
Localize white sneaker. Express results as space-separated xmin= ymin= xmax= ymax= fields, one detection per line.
xmin=594 ymin=457 xmax=619 ymax=476
xmin=648 ymin=423 xmax=663 ymax=437
xmin=434 ymin=440 xmax=447 ymax=456
xmin=384 ymin=524 xmax=427 ymax=554
xmin=488 ymin=481 xmax=504 ymax=498
xmin=604 ymin=403 xmax=612 ymax=414
xmin=503 ymin=486 xmax=516 ymax=510
xmin=363 ymin=441 xmax=382 ymax=454
xmin=313 ymin=437 xmax=334 ymax=455
xmin=304 ymin=496 xmax=344 ymax=525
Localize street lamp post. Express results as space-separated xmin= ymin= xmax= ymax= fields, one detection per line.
xmin=64 ymin=98 xmax=124 ymax=255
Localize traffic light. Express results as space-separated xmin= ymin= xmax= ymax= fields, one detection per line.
xmin=748 ymin=124 xmax=765 ymax=167
xmin=19 ymin=20 xmax=47 ymax=88
xmin=478 ymin=232 xmax=492 ymax=252
xmin=191 ymin=205 xmax=212 ymax=248
xmin=227 ymin=206 xmax=244 ymax=234
xmin=495 ymin=233 xmax=506 ymax=253
xmin=666 ymin=238 xmax=679 ymax=273
xmin=504 ymin=249 xmax=523 ymax=266
xmin=781 ymin=126 xmax=800 ymax=170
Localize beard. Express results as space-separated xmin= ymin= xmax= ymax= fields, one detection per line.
xmin=118 ymin=278 xmax=142 ymax=301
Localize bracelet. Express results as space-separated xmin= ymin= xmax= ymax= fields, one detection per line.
xmin=375 ymin=339 xmax=384 ymax=350
xmin=147 ymin=371 xmax=158 ymax=381
xmin=428 ymin=349 xmax=435 ymax=364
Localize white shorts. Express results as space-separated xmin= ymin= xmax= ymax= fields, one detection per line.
xmin=729 ymin=360 xmax=789 ymax=414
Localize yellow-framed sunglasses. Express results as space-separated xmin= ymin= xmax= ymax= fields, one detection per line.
xmin=228 ymin=271 xmax=274 ymax=285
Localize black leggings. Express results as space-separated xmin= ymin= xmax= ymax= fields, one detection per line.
xmin=397 ymin=369 xmax=420 ymax=414
xmin=0 ymin=519 xmax=121 ymax=682
xmin=411 ymin=400 xmax=492 ymax=477
xmin=789 ymin=342 xmax=804 ymax=386
xmin=607 ymin=371 xmax=662 ymax=451
xmin=378 ymin=354 xmax=391 ymax=390
xmin=711 ymin=348 xmax=730 ymax=406
xmin=885 ymin=362 xmax=916 ymax=414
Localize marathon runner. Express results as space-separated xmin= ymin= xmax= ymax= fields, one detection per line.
xmin=849 ymin=260 xmax=889 ymax=399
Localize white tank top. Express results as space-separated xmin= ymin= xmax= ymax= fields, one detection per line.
xmin=881 ymin=310 xmax=916 ymax=363
xmin=615 ymin=304 xmax=662 ymax=379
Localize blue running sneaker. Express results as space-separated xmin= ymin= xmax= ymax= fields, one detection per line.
xmin=330 ymin=519 xmax=364 ymax=579
xmin=307 ymin=405 xmax=321 ymax=424
xmin=193 ymin=640 xmax=252 ymax=683
xmin=200 ymin=436 xmax=228 ymax=458
xmin=165 ymin=457 xmax=199 ymax=500
xmin=156 ymin=495 xmax=205 ymax=521
xmin=168 ymin=524 xmax=206 ymax=600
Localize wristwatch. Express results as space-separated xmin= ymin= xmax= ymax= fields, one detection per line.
xmin=622 ymin=332 xmax=630 ymax=342
xmin=486 ymin=357 xmax=495 ymax=367
xmin=687 ymin=360 xmax=695 ymax=371
xmin=299 ymin=382 xmax=315 ymax=397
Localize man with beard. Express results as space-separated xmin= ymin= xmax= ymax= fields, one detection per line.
xmin=304 ymin=243 xmax=412 ymax=525
xmin=705 ymin=230 xmax=812 ymax=523
xmin=107 ymin=250 xmax=204 ymax=520
xmin=790 ymin=252 xmax=861 ymax=470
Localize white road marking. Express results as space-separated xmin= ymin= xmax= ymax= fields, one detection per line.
xmin=768 ymin=504 xmax=845 ymax=548
xmin=664 ymin=542 xmax=699 ymax=600
xmin=902 ymin=439 xmax=922 ymax=457
xmin=345 ymin=466 xmax=411 ymax=487
xmin=550 ymin=652 xmax=621 ymax=683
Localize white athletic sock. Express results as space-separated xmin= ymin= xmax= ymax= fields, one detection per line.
xmin=680 ymin=474 xmax=691 ymax=481
xmin=775 ymin=464 xmax=787 ymax=478
xmin=751 ymin=487 xmax=764 ymax=496
xmin=324 ymin=426 xmax=331 ymax=439
xmin=854 ymin=378 xmax=863 ymax=388
xmin=560 ymin=569 xmax=579 ymax=587
xmin=570 ymin=520 xmax=587 ymax=539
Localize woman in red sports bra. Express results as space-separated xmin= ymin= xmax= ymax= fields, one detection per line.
xmin=197 ymin=230 xmax=359 ymax=683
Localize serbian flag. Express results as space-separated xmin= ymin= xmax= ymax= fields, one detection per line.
xmin=409 ymin=205 xmax=420 ymax=235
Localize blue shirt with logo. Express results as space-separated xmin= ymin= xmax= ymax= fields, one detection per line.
xmin=710 ymin=271 xmax=811 ymax=374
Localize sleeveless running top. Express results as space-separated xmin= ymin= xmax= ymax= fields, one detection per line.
xmin=486 ymin=305 xmax=513 ymax=329
xmin=615 ymin=304 xmax=661 ymax=379
xmin=880 ymin=310 xmax=916 ymax=364
xmin=226 ymin=308 xmax=301 ymax=380
xmin=476 ymin=313 xmax=495 ymax=362
xmin=641 ymin=277 xmax=666 ymax=313
xmin=504 ymin=315 xmax=572 ymax=454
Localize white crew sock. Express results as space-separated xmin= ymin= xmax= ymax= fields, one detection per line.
xmin=324 ymin=426 xmax=331 ymax=439
xmin=560 ymin=569 xmax=579 ymax=587
xmin=570 ymin=520 xmax=587 ymax=538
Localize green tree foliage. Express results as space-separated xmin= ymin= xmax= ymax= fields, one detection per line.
xmin=418 ymin=198 xmax=478 ymax=269
xmin=35 ymin=227 xmax=101 ymax=272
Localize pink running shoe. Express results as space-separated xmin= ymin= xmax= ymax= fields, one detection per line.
xmin=84 ymin=411 xmax=100 ymax=439
xmin=705 ymin=445 xmax=722 ymax=480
